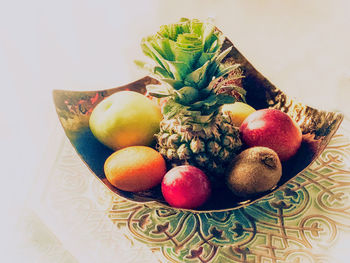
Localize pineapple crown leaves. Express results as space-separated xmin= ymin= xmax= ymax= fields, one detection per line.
xmin=160 ymin=92 xmax=236 ymax=125
xmin=146 ymin=67 xmax=246 ymax=125
xmin=208 ymin=64 xmax=247 ymax=102
xmin=138 ymin=18 xmax=247 ymax=125
xmin=137 ymin=18 xmax=237 ymax=90
xmin=147 ymin=65 xmax=246 ymax=124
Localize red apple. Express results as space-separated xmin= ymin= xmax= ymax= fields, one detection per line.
xmin=161 ymin=165 xmax=211 ymax=209
xmin=239 ymin=108 xmax=302 ymax=161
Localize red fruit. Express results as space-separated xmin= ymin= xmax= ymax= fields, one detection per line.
xmin=161 ymin=165 xmax=211 ymax=209
xmin=239 ymin=109 xmax=302 ymax=161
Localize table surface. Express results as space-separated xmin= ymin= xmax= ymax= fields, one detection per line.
xmin=1 ymin=0 xmax=350 ymax=262
xmin=23 ymin=118 xmax=350 ymax=263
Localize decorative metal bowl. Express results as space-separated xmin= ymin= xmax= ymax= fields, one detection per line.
xmin=53 ymin=37 xmax=343 ymax=212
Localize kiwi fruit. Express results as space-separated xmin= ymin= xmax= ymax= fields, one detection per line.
xmin=226 ymin=146 xmax=282 ymax=197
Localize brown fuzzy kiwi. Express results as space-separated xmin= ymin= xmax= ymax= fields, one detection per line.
xmin=226 ymin=146 xmax=282 ymax=197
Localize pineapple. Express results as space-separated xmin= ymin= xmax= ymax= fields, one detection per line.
xmin=140 ymin=18 xmax=245 ymax=181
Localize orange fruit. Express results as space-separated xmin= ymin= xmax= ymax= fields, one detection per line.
xmin=104 ymin=146 xmax=166 ymax=192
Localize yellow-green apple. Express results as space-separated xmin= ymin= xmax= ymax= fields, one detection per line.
xmin=239 ymin=108 xmax=302 ymax=161
xmin=221 ymin=102 xmax=256 ymax=127
xmin=89 ymin=91 xmax=162 ymax=150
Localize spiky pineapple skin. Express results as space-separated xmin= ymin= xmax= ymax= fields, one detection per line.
xmin=156 ymin=112 xmax=242 ymax=181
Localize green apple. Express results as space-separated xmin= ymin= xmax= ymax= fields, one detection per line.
xmin=89 ymin=91 xmax=162 ymax=150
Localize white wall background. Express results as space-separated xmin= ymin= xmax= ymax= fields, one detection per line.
xmin=0 ymin=0 xmax=349 ymax=261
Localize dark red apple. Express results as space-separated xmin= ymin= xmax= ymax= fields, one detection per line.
xmin=239 ymin=109 xmax=302 ymax=161
xmin=161 ymin=165 xmax=211 ymax=209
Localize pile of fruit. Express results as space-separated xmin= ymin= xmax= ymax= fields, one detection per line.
xmin=89 ymin=18 xmax=302 ymax=209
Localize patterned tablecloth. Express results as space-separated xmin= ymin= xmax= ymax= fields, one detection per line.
xmin=31 ymin=118 xmax=350 ymax=263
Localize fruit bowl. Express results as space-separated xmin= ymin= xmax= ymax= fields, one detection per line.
xmin=53 ymin=37 xmax=343 ymax=212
